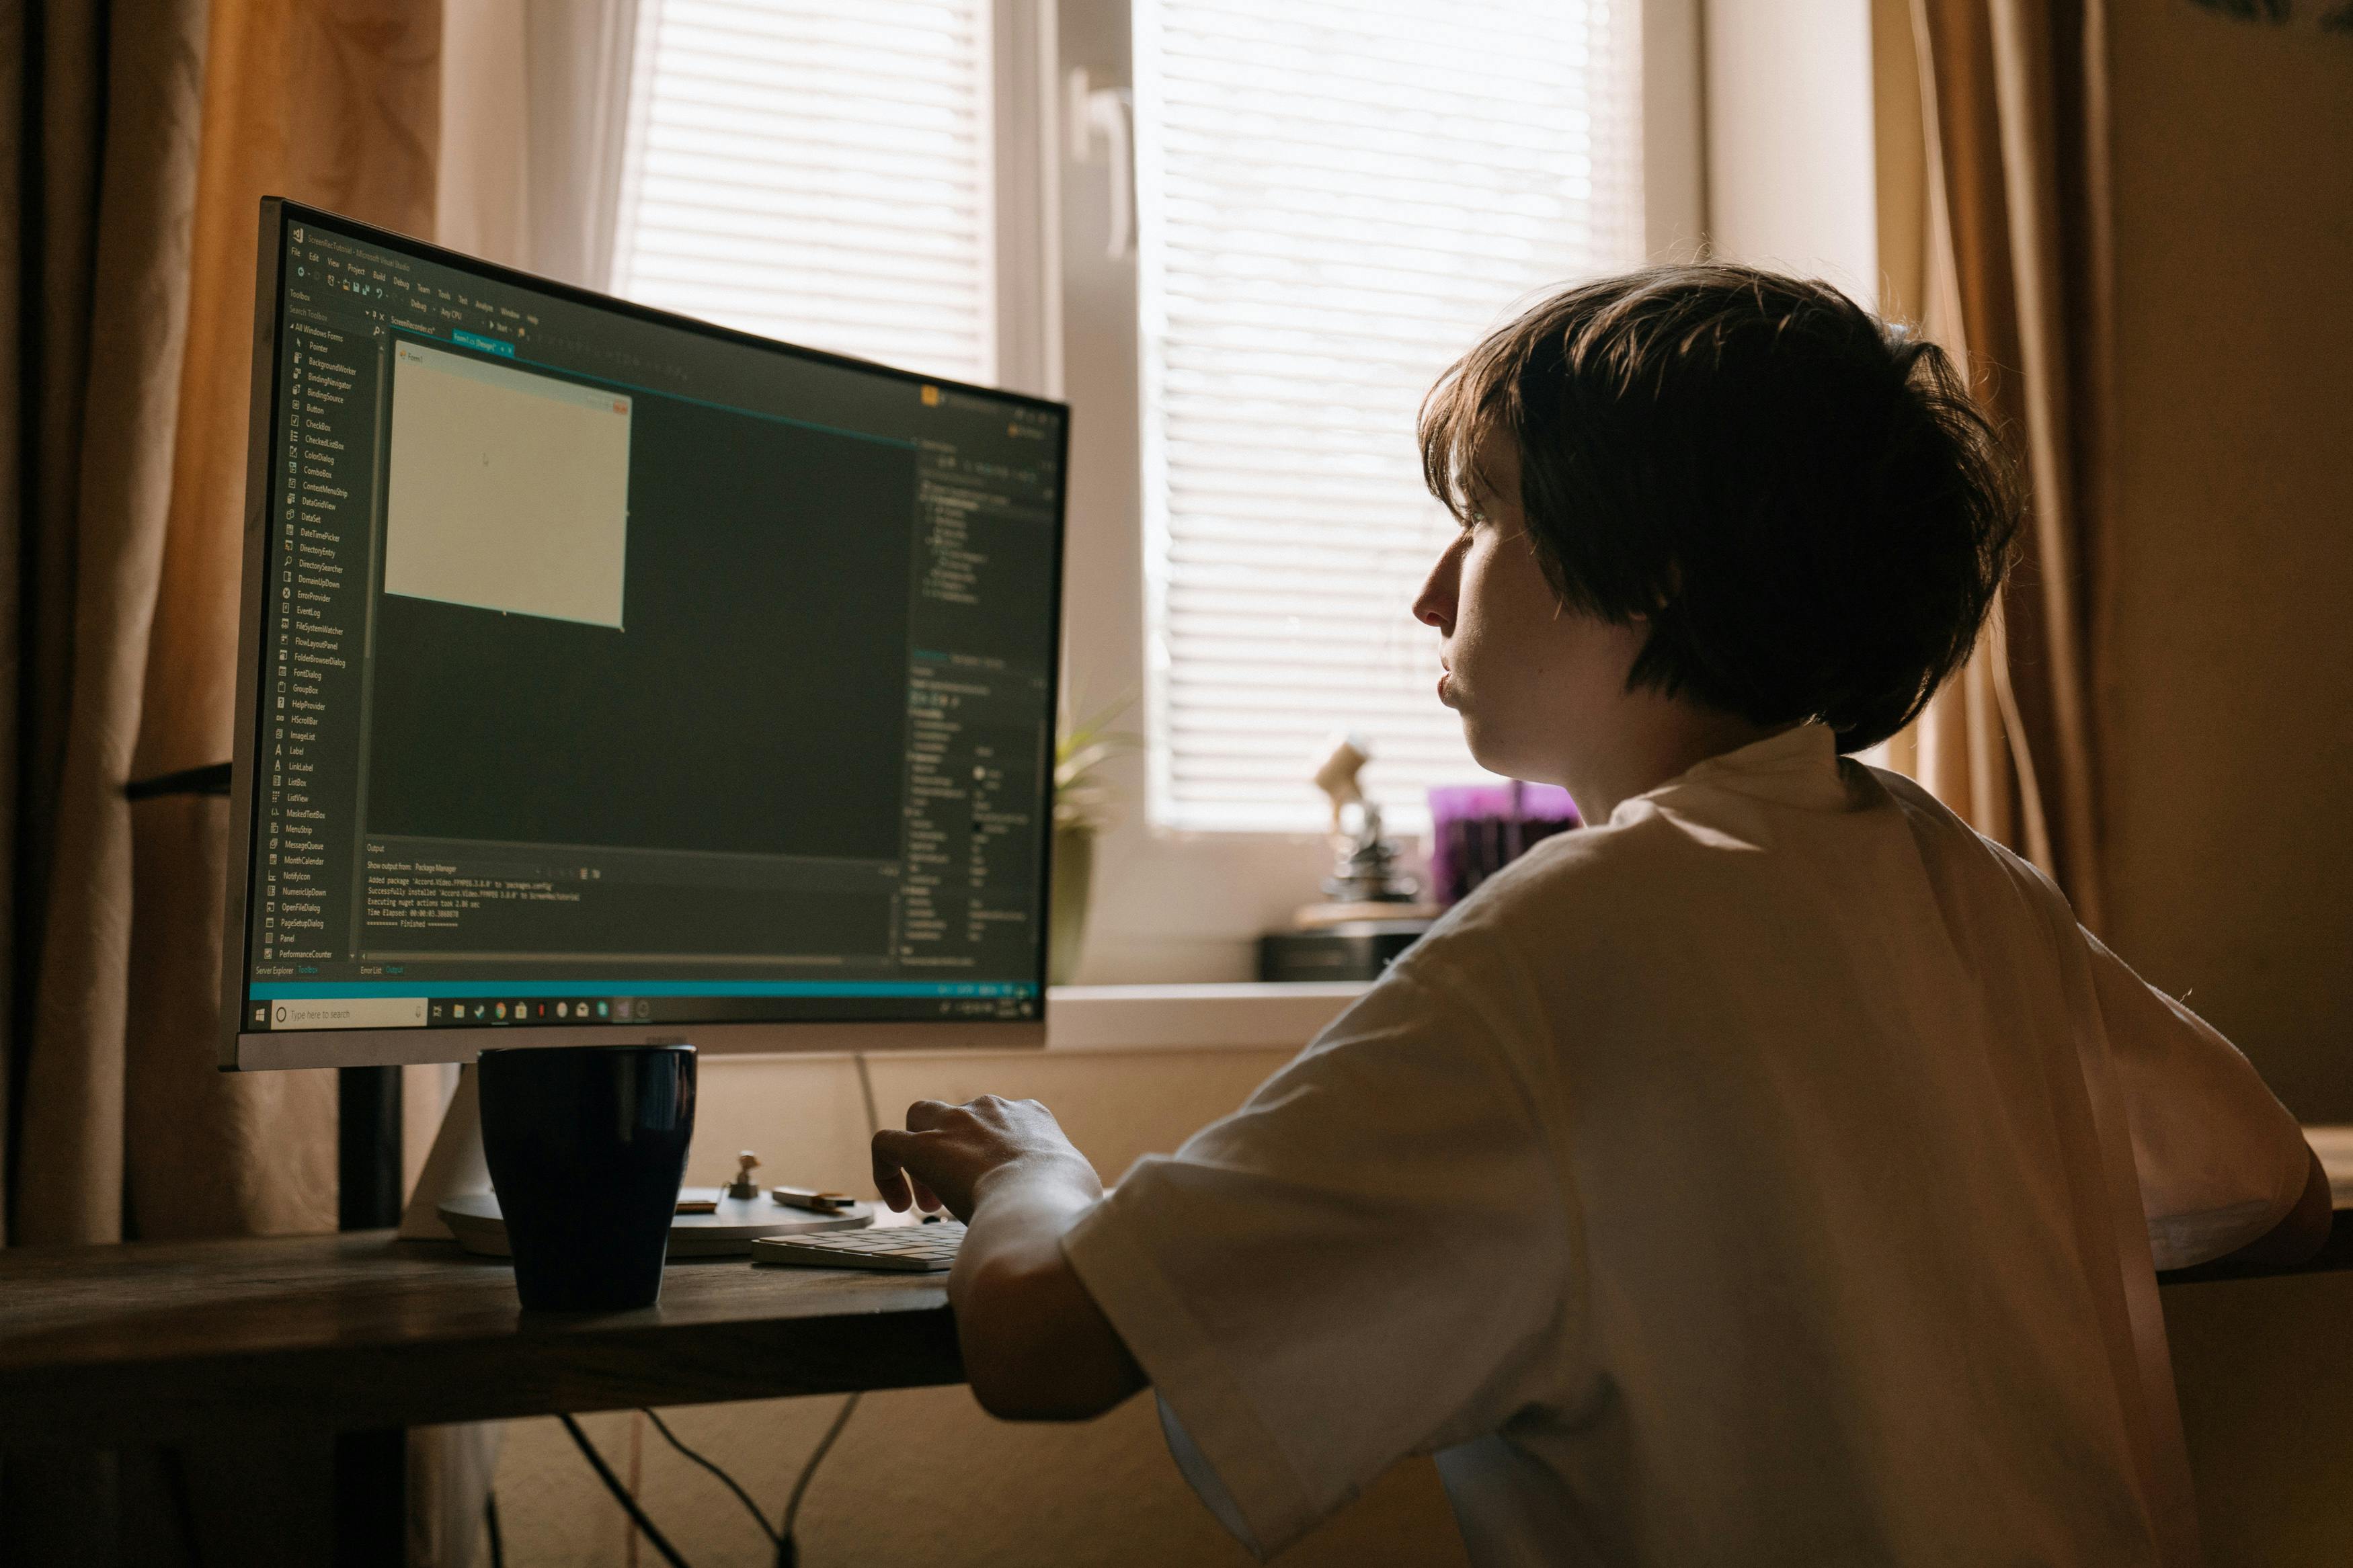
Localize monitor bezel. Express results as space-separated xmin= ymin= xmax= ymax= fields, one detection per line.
xmin=220 ymin=197 xmax=1066 ymax=1071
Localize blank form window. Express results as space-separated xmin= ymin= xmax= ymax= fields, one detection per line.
xmin=383 ymin=341 xmax=633 ymax=629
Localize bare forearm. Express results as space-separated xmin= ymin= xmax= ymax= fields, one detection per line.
xmin=869 ymin=1095 xmax=1148 ymax=1418
xmin=950 ymin=1163 xmax=1146 ymax=1419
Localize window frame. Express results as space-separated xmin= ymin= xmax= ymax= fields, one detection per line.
xmin=1042 ymin=0 xmax=1705 ymax=982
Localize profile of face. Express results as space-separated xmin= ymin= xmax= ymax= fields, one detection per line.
xmin=1411 ymin=440 xmax=1650 ymax=788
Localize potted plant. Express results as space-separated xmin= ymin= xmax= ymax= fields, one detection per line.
xmin=1049 ymin=697 xmax=1138 ymax=986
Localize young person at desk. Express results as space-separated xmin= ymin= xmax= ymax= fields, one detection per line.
xmin=871 ymin=267 xmax=2330 ymax=1566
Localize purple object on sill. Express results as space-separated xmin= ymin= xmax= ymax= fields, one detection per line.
xmin=1427 ymin=782 xmax=1580 ymax=906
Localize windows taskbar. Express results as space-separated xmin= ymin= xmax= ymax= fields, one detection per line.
xmin=244 ymin=979 xmax=1041 ymax=1032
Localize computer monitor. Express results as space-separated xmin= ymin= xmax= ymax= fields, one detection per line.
xmin=218 ymin=200 xmax=1067 ymax=1071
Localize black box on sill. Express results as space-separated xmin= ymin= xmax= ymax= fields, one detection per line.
xmin=1257 ymin=919 xmax=1433 ymax=983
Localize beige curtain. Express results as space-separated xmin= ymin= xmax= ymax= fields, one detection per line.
xmin=6 ymin=1 xmax=211 ymax=1252
xmin=3 ymin=3 xmax=218 ymax=1556
xmin=5 ymin=1 xmax=441 ymax=1560
xmin=1879 ymin=0 xmax=2114 ymax=930
xmin=11 ymin=0 xmax=442 ymax=1249
xmin=123 ymin=0 xmax=444 ymax=1243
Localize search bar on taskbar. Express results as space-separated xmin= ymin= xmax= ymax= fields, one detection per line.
xmin=268 ymin=996 xmax=427 ymax=1031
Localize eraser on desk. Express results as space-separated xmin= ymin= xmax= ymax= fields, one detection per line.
xmin=772 ymin=1186 xmax=856 ymax=1214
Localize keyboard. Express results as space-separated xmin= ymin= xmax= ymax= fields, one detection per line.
xmin=752 ymin=1220 xmax=966 ymax=1273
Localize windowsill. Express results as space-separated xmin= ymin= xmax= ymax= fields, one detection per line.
xmin=1045 ymin=982 xmax=1365 ymax=1052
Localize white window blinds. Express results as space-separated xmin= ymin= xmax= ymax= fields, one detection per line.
xmin=611 ymin=0 xmax=996 ymax=385
xmin=1138 ymin=0 xmax=1644 ymax=831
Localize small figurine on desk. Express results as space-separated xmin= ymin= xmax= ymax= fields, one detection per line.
xmin=1259 ymin=735 xmax=1440 ymax=981
xmin=725 ymin=1150 xmax=763 ymax=1201
xmin=1302 ymin=733 xmax=1441 ymax=923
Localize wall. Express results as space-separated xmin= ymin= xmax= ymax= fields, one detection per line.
xmin=1702 ymin=0 xmax=1881 ymax=304
xmin=2104 ymin=22 xmax=2352 ymax=1557
xmin=2169 ymin=1267 xmax=2353 ymax=1567
xmin=489 ymin=1389 xmax=1460 ymax=1568
xmin=2099 ymin=9 xmax=2353 ymax=1120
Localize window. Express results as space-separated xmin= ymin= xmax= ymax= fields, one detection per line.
xmin=612 ymin=0 xmax=999 ymax=384
xmin=592 ymin=0 xmax=1693 ymax=974
xmin=1137 ymin=0 xmax=1646 ymax=832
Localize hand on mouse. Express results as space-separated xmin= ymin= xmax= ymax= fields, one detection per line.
xmin=871 ymin=1095 xmax=1102 ymax=1221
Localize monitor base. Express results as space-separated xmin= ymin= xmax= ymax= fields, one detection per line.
xmin=438 ymin=1190 xmax=872 ymax=1258
xmin=394 ymin=1063 xmax=875 ymax=1252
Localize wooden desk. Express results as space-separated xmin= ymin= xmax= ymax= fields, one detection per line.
xmin=2 ymin=1194 xmax=2343 ymax=1565
xmin=5 ymin=1204 xmax=2348 ymax=1450
xmin=0 ymin=1231 xmax=960 ymax=1448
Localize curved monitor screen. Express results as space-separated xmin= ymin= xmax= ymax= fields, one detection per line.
xmin=230 ymin=202 xmax=1064 ymax=1059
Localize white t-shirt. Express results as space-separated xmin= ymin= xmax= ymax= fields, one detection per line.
xmin=1062 ymin=724 xmax=2308 ymax=1566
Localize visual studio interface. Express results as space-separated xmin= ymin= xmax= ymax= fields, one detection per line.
xmin=249 ymin=214 xmax=1063 ymax=1033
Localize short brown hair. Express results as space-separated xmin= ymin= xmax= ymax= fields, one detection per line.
xmin=1420 ymin=265 xmax=2018 ymax=752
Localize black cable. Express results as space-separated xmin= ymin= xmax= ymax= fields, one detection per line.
xmin=559 ymin=1413 xmax=693 ymax=1568
xmin=641 ymin=1407 xmax=780 ymax=1546
xmin=484 ymin=1491 xmax=506 ymax=1568
xmin=165 ymin=1446 xmax=207 ymax=1568
xmin=779 ymin=1393 xmax=863 ymax=1567
xmin=612 ymin=1393 xmax=861 ymax=1568
xmin=124 ymin=760 xmax=233 ymax=800
xmin=766 ymin=1054 xmax=888 ymax=1563
xmin=613 ymin=1067 xmax=878 ymax=1568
